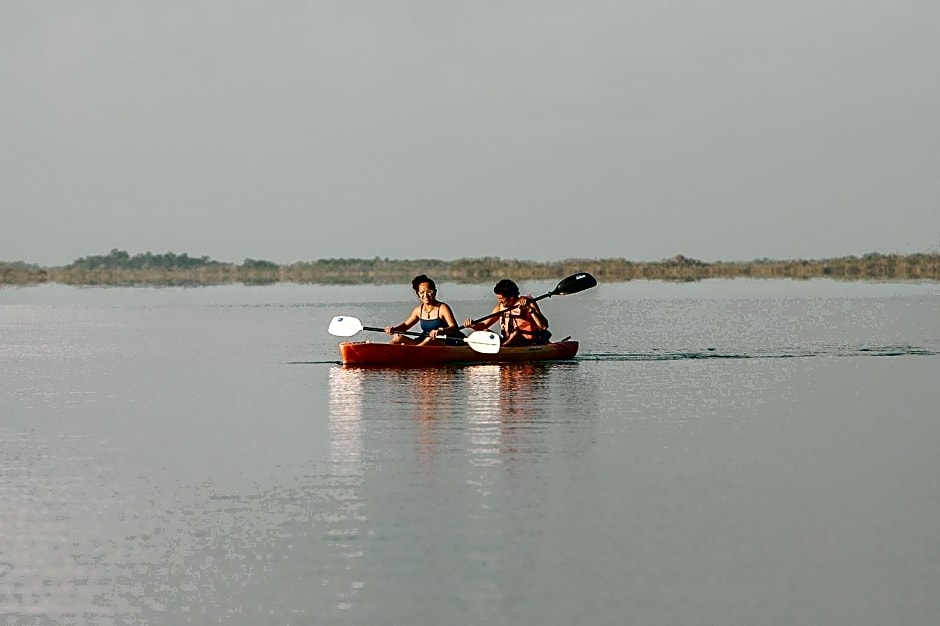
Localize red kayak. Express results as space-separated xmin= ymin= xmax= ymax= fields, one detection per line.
xmin=338 ymin=340 xmax=579 ymax=367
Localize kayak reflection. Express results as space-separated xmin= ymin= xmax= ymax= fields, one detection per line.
xmin=324 ymin=366 xmax=366 ymax=612
xmin=327 ymin=363 xmax=555 ymax=469
xmin=410 ymin=367 xmax=460 ymax=465
xmin=327 ymin=366 xmax=364 ymax=472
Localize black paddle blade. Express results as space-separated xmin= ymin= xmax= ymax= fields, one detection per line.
xmin=551 ymin=272 xmax=597 ymax=296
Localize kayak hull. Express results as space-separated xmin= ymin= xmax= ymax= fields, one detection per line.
xmin=338 ymin=340 xmax=579 ymax=367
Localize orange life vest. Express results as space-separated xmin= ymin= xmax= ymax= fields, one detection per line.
xmin=500 ymin=302 xmax=542 ymax=340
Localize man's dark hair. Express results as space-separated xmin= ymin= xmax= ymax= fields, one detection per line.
xmin=493 ymin=279 xmax=520 ymax=298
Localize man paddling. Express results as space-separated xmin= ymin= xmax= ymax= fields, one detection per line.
xmin=463 ymin=279 xmax=551 ymax=347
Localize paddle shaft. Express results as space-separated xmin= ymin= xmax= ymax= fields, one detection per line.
xmin=363 ymin=325 xmax=430 ymax=339
xmin=329 ymin=315 xmax=499 ymax=352
xmin=366 ymin=325 xmax=476 ymax=342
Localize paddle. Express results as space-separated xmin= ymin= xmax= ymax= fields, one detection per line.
xmin=328 ymin=316 xmax=501 ymax=354
xmin=464 ymin=271 xmax=598 ymax=328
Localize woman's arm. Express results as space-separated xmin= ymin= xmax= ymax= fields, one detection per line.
xmin=385 ymin=306 xmax=420 ymax=334
xmin=429 ymin=303 xmax=460 ymax=338
xmin=441 ymin=303 xmax=460 ymax=331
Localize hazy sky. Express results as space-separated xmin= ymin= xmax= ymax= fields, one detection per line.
xmin=3 ymin=1 xmax=939 ymax=265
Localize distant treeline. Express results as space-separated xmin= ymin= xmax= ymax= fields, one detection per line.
xmin=1 ymin=248 xmax=939 ymax=286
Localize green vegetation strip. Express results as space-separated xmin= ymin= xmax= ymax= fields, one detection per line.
xmin=2 ymin=249 xmax=939 ymax=286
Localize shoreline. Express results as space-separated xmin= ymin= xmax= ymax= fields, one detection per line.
xmin=2 ymin=250 xmax=939 ymax=287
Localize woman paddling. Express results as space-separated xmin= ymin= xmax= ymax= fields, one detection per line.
xmin=385 ymin=275 xmax=465 ymax=346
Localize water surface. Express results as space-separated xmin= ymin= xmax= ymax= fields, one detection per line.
xmin=1 ymin=279 xmax=938 ymax=625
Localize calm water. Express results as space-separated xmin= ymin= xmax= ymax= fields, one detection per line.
xmin=1 ymin=279 xmax=939 ymax=625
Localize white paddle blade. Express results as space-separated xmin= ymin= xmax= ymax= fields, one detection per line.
xmin=328 ymin=316 xmax=364 ymax=337
xmin=466 ymin=331 xmax=501 ymax=354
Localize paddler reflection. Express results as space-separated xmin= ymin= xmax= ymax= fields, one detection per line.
xmin=463 ymin=362 xmax=548 ymax=466
xmin=497 ymin=362 xmax=545 ymax=419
